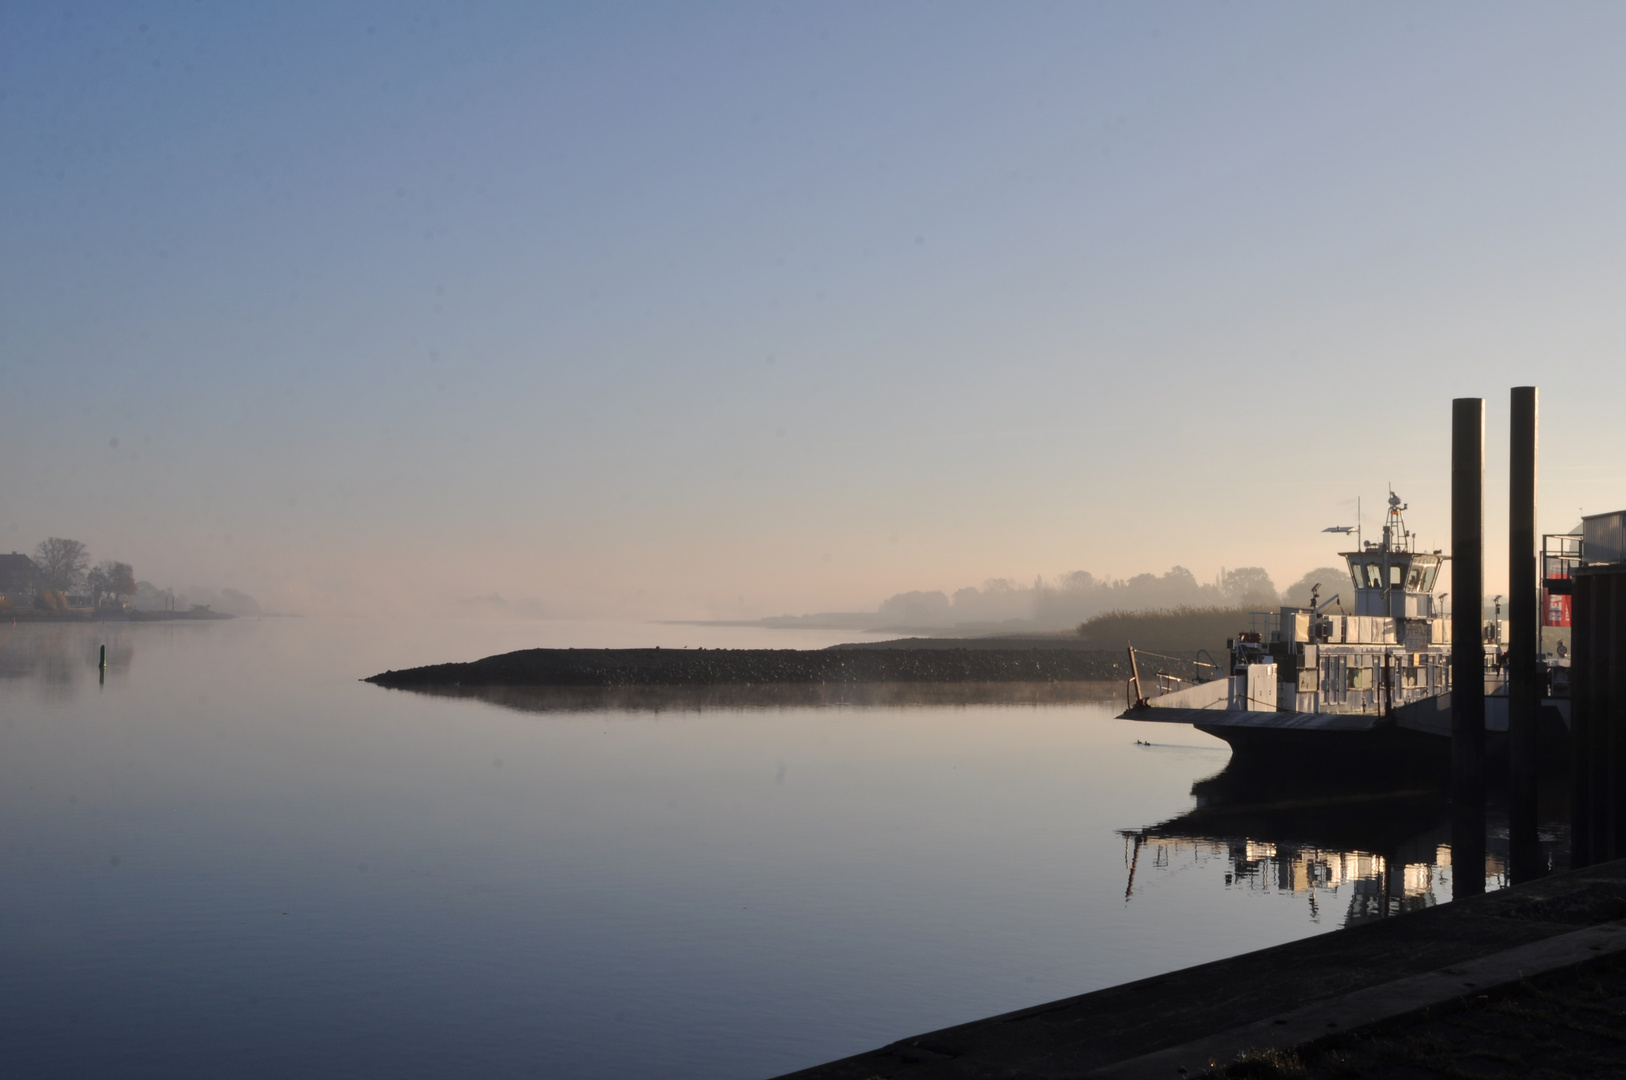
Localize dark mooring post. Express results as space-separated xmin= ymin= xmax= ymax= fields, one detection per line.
xmin=1508 ymin=387 xmax=1542 ymax=881
xmin=1452 ymin=397 xmax=1486 ymax=897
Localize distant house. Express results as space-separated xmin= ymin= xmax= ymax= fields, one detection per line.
xmin=0 ymin=552 xmax=38 ymax=605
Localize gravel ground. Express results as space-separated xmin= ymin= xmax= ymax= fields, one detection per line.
xmin=1226 ymin=954 xmax=1626 ymax=1079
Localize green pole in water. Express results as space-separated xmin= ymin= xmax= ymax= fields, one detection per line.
xmin=100 ymin=644 xmax=106 ymax=669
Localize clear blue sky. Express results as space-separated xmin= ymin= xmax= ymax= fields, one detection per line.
xmin=5 ymin=2 xmax=1625 ymax=616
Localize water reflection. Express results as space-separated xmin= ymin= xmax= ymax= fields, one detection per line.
xmin=1124 ymin=834 xmax=1450 ymax=926
xmin=385 ymin=679 xmax=1125 ymax=714
xmin=1123 ymin=755 xmax=1570 ymax=927
xmin=1 ymin=618 xmax=1287 ymax=1080
xmin=0 ymin=622 xmax=134 ymax=696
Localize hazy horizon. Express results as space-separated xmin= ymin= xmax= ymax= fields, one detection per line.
xmin=7 ymin=3 xmax=1626 ymax=621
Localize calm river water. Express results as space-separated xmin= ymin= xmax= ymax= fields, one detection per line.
xmin=0 ymin=617 xmax=1541 ymax=1079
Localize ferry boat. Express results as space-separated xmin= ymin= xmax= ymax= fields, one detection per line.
xmin=1120 ymin=492 xmax=1571 ymax=760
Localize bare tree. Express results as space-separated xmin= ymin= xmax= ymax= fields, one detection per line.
xmin=87 ymin=561 xmax=136 ymax=609
xmin=34 ymin=538 xmax=89 ymax=593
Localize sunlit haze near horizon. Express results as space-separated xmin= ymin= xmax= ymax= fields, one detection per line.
xmin=7 ymin=2 xmax=1626 ymax=620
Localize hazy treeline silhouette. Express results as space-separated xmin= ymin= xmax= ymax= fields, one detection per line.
xmin=0 ymin=535 xmax=262 ymax=616
xmin=0 ymin=537 xmax=137 ymax=613
xmin=875 ymin=565 xmax=1348 ymax=631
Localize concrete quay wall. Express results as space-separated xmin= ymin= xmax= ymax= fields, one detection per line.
xmin=774 ymin=859 xmax=1626 ymax=1079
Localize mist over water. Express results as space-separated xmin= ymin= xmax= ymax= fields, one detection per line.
xmin=0 ymin=617 xmax=1508 ymax=1079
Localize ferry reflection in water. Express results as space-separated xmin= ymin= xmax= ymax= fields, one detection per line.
xmin=1121 ymin=752 xmax=1569 ymax=926
xmin=1125 ymin=835 xmax=1451 ymax=926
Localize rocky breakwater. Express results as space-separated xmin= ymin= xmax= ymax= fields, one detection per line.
xmin=364 ymin=645 xmax=1131 ymax=689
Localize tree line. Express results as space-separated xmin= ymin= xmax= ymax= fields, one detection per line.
xmin=8 ymin=537 xmax=137 ymax=612
xmin=875 ymin=564 xmax=1349 ymax=631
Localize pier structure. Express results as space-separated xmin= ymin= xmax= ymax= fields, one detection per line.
xmin=1571 ymin=509 xmax=1626 ymax=866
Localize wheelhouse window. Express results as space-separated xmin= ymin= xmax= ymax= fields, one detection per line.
xmin=1389 ymin=564 xmax=1403 ymax=587
xmin=1366 ymin=564 xmax=1384 ymax=588
xmin=1405 ymin=565 xmax=1423 ymax=590
xmin=1421 ymin=562 xmax=1440 ymax=591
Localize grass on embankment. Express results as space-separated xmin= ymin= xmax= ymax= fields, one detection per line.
xmin=1077 ymin=606 xmax=1259 ymax=657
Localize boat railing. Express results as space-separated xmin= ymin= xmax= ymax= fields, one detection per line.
xmin=1128 ymin=646 xmax=1222 ymax=705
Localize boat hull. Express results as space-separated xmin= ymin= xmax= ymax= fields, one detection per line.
xmin=1193 ymin=721 xmax=1451 ymax=777
xmin=1125 ymin=692 xmax=1569 ymax=770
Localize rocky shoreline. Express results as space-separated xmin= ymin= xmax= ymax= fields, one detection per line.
xmin=364 ymin=644 xmax=1148 ymax=689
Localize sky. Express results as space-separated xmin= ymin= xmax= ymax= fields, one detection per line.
xmin=5 ymin=2 xmax=1626 ymax=618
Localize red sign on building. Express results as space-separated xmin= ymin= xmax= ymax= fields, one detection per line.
xmin=1543 ymin=589 xmax=1571 ymax=627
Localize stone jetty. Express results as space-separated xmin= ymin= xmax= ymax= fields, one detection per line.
xmin=365 ymin=643 xmax=1137 ymax=689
